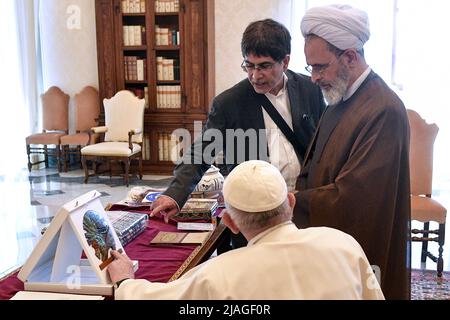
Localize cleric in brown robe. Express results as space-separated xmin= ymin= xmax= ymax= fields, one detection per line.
xmin=294 ymin=5 xmax=411 ymax=300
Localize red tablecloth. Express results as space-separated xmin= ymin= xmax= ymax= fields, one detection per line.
xmin=0 ymin=204 xmax=215 ymax=300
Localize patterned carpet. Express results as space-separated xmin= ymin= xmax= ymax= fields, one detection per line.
xmin=411 ymin=269 xmax=450 ymax=300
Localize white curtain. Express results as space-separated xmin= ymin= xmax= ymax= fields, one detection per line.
xmin=285 ymin=0 xmax=395 ymax=80
xmin=283 ymin=0 xmax=450 ymax=189
xmin=0 ymin=0 xmax=41 ymax=176
xmin=393 ymin=0 xmax=450 ymax=188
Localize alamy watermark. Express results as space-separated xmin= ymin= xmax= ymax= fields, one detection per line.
xmin=367 ymin=265 xmax=382 ymax=290
xmin=66 ymin=5 xmax=81 ymax=30
xmin=169 ymin=121 xmax=289 ymax=166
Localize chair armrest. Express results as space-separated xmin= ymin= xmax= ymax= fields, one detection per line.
xmin=128 ymin=129 xmax=142 ymax=150
xmin=91 ymin=126 xmax=108 ymax=134
xmin=129 ymin=128 xmax=142 ymax=135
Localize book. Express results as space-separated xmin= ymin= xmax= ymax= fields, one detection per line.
xmin=142 ymin=191 xmax=163 ymax=203
xmin=114 ymin=186 xmax=165 ymax=207
xmin=173 ymin=198 xmax=218 ymax=220
xmin=177 ymin=222 xmax=215 ymax=231
xmin=107 ymin=211 xmax=148 ymax=246
xmin=11 ymin=291 xmax=105 ymax=300
xmin=149 ymin=231 xmax=211 ymax=245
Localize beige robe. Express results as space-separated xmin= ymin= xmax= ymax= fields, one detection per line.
xmin=116 ymin=223 xmax=384 ymax=300
xmin=295 ymin=71 xmax=411 ymax=300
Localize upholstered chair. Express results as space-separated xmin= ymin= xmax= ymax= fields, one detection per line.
xmin=81 ymin=90 xmax=145 ymax=186
xmin=408 ymin=109 xmax=447 ymax=277
xmin=25 ymin=86 xmax=69 ymax=172
xmin=60 ymin=86 xmax=100 ymax=171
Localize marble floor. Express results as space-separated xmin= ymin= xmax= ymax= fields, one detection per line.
xmin=0 ymin=167 xmax=173 ymax=280
xmin=0 ymin=166 xmax=449 ymax=281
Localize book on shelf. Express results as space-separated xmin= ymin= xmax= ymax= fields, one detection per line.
xmin=155 ymin=0 xmax=179 ymax=13
xmin=123 ymin=25 xmax=146 ymax=46
xmin=122 ymin=0 xmax=146 ymax=14
xmin=144 ymin=134 xmax=151 ymax=159
xmin=107 ymin=210 xmax=148 ymax=246
xmin=149 ymin=231 xmax=211 ymax=245
xmin=155 ymin=26 xmax=179 ymax=46
xmin=156 ymin=57 xmax=179 ymax=81
xmin=157 ymin=85 xmax=181 ymax=109
xmin=124 ymin=56 xmax=147 ymax=81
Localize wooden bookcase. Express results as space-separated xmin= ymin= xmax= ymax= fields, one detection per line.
xmin=95 ymin=0 xmax=215 ymax=174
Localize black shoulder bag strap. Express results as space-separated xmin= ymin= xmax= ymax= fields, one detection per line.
xmin=258 ymin=94 xmax=305 ymax=161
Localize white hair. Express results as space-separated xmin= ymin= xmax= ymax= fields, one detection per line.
xmin=226 ymin=198 xmax=292 ymax=231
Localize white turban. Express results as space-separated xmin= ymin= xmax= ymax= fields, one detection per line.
xmin=301 ymin=4 xmax=370 ymax=50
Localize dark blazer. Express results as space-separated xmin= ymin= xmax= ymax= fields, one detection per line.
xmin=164 ymin=70 xmax=325 ymax=208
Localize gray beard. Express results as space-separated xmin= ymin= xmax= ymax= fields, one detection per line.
xmin=321 ymin=66 xmax=350 ymax=106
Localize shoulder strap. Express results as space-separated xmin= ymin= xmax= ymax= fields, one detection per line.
xmin=258 ymin=94 xmax=305 ymax=161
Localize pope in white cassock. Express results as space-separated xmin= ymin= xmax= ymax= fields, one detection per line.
xmin=107 ymin=160 xmax=384 ymax=300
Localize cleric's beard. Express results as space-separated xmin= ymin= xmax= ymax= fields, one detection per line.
xmin=321 ymin=65 xmax=350 ymax=106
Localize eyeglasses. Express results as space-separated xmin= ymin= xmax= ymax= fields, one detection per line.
xmin=241 ymin=60 xmax=279 ymax=73
xmin=305 ymin=51 xmax=345 ymax=75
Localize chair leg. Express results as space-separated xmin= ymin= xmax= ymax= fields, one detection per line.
xmin=437 ymin=223 xmax=445 ymax=277
xmin=44 ymin=145 xmax=49 ymax=168
xmin=82 ymin=156 xmax=89 ymax=184
xmin=124 ymin=159 xmax=130 ymax=187
xmin=139 ymin=156 xmax=143 ymax=180
xmin=56 ymin=145 xmax=62 ymax=173
xmin=62 ymin=145 xmax=68 ymax=172
xmin=421 ymin=222 xmax=430 ymax=263
xmin=26 ymin=144 xmax=32 ymax=172
xmin=437 ymin=247 xmax=444 ymax=277
xmin=78 ymin=146 xmax=83 ymax=169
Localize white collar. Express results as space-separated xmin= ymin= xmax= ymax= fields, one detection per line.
xmin=247 ymin=221 xmax=294 ymax=246
xmin=265 ymin=73 xmax=288 ymax=98
xmin=343 ymin=67 xmax=371 ymax=101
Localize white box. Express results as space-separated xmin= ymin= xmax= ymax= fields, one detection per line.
xmin=18 ymin=190 xmax=138 ymax=296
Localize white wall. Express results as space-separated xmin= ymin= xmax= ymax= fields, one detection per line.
xmin=214 ymin=0 xmax=293 ymax=95
xmin=39 ymin=0 xmax=98 ymax=132
xmin=38 ymin=0 xmax=296 ymax=115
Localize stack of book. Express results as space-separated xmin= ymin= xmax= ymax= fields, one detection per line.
xmin=107 ymin=211 xmax=148 ymax=246
xmin=122 ymin=0 xmax=146 ymax=13
xmin=124 ymin=56 xmax=147 ymax=81
xmin=173 ymin=198 xmax=218 ymax=221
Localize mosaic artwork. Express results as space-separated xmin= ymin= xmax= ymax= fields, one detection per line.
xmin=83 ymin=210 xmax=116 ymax=262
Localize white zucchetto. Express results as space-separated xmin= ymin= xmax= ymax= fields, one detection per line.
xmin=301 ymin=4 xmax=370 ymax=50
xmin=223 ymin=160 xmax=287 ymax=213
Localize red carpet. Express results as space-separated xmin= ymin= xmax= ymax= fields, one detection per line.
xmin=411 ymin=269 xmax=450 ymax=300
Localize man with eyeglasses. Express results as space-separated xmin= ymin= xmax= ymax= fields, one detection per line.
xmin=294 ymin=4 xmax=411 ymax=300
xmin=151 ymin=19 xmax=325 ymax=249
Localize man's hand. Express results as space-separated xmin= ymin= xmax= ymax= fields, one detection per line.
xmin=107 ymin=250 xmax=135 ymax=284
xmin=150 ymin=195 xmax=180 ymax=223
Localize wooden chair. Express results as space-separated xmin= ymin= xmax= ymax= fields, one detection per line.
xmin=81 ymin=90 xmax=145 ymax=187
xmin=26 ymin=87 xmax=69 ymax=172
xmin=60 ymin=86 xmax=100 ymax=172
xmin=408 ymin=109 xmax=447 ymax=277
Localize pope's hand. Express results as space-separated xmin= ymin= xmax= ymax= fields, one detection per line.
xmin=107 ymin=250 xmax=135 ymax=284
xmin=150 ymin=195 xmax=180 ymax=223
